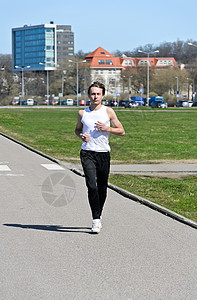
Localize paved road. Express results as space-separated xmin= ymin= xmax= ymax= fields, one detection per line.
xmin=76 ymin=163 xmax=197 ymax=178
xmin=110 ymin=163 xmax=197 ymax=178
xmin=1 ymin=134 xmax=197 ymax=300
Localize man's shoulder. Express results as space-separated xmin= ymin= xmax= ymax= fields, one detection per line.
xmin=78 ymin=106 xmax=89 ymax=116
xmin=78 ymin=109 xmax=84 ymax=117
xmin=106 ymin=106 xmax=113 ymax=113
xmin=106 ymin=106 xmax=115 ymax=117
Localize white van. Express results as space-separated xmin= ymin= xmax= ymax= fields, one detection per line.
xmin=66 ymin=99 xmax=73 ymax=105
xmin=26 ymin=98 xmax=34 ymax=105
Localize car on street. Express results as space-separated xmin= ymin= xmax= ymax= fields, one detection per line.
xmin=51 ymin=99 xmax=60 ymax=105
xmin=188 ymin=101 xmax=194 ymax=107
xmin=11 ymin=100 xmax=20 ymax=105
xmin=102 ymin=99 xmax=108 ymax=105
xmin=131 ymin=96 xmax=144 ymax=106
xmin=80 ymin=100 xmax=86 ymax=106
xmin=119 ymin=100 xmax=126 ymax=107
xmin=124 ymin=100 xmax=139 ymax=108
xmin=192 ymin=101 xmax=197 ymax=107
xmin=107 ymin=100 xmax=118 ymax=107
xmin=22 ymin=98 xmax=37 ymax=105
xmin=151 ymin=100 xmax=168 ymax=108
xmin=176 ymin=100 xmax=189 ymax=107
xmin=42 ymin=99 xmax=51 ymax=105
xmin=61 ymin=98 xmax=74 ymax=105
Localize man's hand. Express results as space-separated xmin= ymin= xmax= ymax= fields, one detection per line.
xmin=80 ymin=133 xmax=90 ymax=143
xmin=95 ymin=121 xmax=109 ymax=132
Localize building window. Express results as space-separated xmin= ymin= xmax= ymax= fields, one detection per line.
xmin=15 ymin=36 xmax=21 ymax=42
xmin=98 ymin=60 xmax=105 ymax=65
xmin=106 ymin=60 xmax=112 ymax=65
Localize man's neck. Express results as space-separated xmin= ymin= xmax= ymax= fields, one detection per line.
xmin=89 ymin=103 xmax=102 ymax=111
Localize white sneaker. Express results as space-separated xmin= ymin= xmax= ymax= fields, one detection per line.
xmin=91 ymin=219 xmax=102 ymax=233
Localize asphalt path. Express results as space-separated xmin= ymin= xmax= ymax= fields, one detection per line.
xmin=1 ymin=134 xmax=197 ymax=300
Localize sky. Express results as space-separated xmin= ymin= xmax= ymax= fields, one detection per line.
xmin=1 ymin=0 xmax=197 ymax=55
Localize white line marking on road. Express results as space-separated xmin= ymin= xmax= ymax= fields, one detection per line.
xmin=0 ymin=174 xmax=24 ymax=176
xmin=41 ymin=164 xmax=65 ymax=171
xmin=0 ymin=165 xmax=11 ymax=171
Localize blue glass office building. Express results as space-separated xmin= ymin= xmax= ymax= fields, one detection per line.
xmin=12 ymin=23 xmax=57 ymax=72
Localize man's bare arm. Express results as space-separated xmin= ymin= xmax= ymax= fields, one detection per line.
xmin=75 ymin=110 xmax=90 ymax=143
xmin=75 ymin=110 xmax=83 ymax=138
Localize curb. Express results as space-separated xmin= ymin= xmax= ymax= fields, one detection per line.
xmin=1 ymin=132 xmax=197 ymax=230
xmin=70 ymin=167 xmax=197 ymax=230
xmin=108 ymin=183 xmax=197 ymax=230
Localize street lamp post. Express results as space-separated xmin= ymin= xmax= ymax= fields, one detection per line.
xmin=68 ymin=60 xmax=86 ymax=106
xmin=138 ymin=50 xmax=159 ymax=106
xmin=187 ymin=42 xmax=197 ymax=99
xmin=129 ymin=76 xmax=133 ymax=97
xmin=175 ymin=76 xmax=179 ymax=97
xmin=187 ymin=77 xmax=194 ymax=100
xmin=15 ymin=65 xmax=31 ymax=100
xmin=62 ymin=70 xmax=67 ymax=98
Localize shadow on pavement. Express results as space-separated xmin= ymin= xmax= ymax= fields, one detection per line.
xmin=3 ymin=223 xmax=91 ymax=234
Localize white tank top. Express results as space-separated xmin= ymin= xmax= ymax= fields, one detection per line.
xmin=81 ymin=105 xmax=110 ymax=152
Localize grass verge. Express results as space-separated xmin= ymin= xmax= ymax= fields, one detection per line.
xmin=109 ymin=174 xmax=197 ymax=222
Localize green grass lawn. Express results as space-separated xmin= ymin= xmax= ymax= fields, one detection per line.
xmin=0 ymin=108 xmax=197 ymax=162
xmin=0 ymin=107 xmax=197 ymax=222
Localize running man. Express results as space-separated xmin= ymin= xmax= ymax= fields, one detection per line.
xmin=75 ymin=81 xmax=125 ymax=233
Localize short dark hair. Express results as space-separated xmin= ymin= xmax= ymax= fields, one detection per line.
xmin=88 ymin=81 xmax=105 ymax=96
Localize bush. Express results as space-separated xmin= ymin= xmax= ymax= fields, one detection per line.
xmin=163 ymin=92 xmax=177 ymax=107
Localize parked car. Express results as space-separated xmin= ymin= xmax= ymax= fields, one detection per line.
xmin=51 ymin=97 xmax=60 ymax=105
xmin=51 ymin=99 xmax=60 ymax=105
xmin=151 ymin=100 xmax=168 ymax=108
xmin=42 ymin=99 xmax=51 ymax=105
xmin=11 ymin=99 xmax=20 ymax=105
xmin=188 ymin=101 xmax=194 ymax=107
xmin=86 ymin=100 xmax=90 ymax=106
xmin=80 ymin=100 xmax=86 ymax=106
xmin=61 ymin=98 xmax=74 ymax=105
xmin=119 ymin=100 xmax=126 ymax=107
xmin=107 ymin=100 xmax=118 ymax=107
xmin=25 ymin=98 xmax=34 ymax=105
xmin=192 ymin=101 xmax=197 ymax=107
xmin=102 ymin=99 xmax=108 ymax=105
xmin=130 ymin=96 xmax=144 ymax=106
xmin=149 ymin=96 xmax=164 ymax=106
xmin=176 ymin=100 xmax=189 ymax=107
xmin=21 ymin=100 xmax=27 ymax=105
xmin=124 ymin=100 xmax=139 ymax=108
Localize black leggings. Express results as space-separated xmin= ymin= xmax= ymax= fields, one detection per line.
xmin=80 ymin=150 xmax=110 ymax=219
